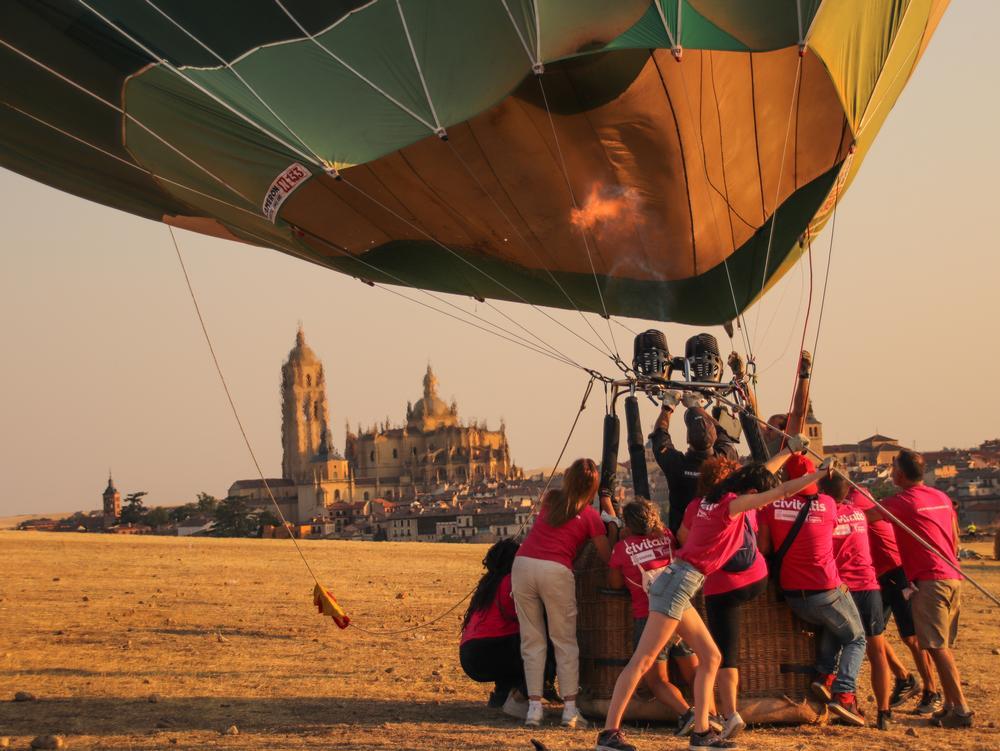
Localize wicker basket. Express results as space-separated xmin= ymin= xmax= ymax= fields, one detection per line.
xmin=994 ymin=529 xmax=1000 ymax=561
xmin=574 ymin=542 xmax=824 ymax=725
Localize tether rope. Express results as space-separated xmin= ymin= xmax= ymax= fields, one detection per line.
xmin=168 ymin=221 xmax=605 ymax=635
xmin=168 ymin=225 xmax=323 ymax=588
xmin=711 ymin=394 xmax=1000 ymax=608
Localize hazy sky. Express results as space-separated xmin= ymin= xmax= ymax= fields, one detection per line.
xmin=2 ymin=3 xmax=998 ymax=515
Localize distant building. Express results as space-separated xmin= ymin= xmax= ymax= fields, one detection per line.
xmin=227 ymin=328 xmax=520 ymax=525
xmin=345 ymin=365 xmax=520 ymax=501
xmin=102 ymin=473 xmax=121 ymax=528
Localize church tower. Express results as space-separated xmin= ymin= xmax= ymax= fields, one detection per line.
xmin=281 ymin=327 xmax=331 ymax=483
xmin=102 ymin=472 xmax=121 ymax=526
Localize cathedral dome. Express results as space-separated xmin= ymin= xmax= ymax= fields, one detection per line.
xmin=407 ymin=366 xmax=458 ymax=430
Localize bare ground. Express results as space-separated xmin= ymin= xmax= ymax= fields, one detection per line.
xmin=0 ymin=532 xmax=998 ymax=751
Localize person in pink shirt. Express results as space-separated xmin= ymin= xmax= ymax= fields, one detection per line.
xmin=757 ymin=454 xmax=866 ymax=727
xmin=823 ymin=473 xmax=893 ymax=730
xmin=866 ymin=449 xmax=973 ymax=729
xmin=512 ymin=458 xmax=618 ymax=729
xmin=677 ymin=455 xmax=766 ymax=741
xmin=597 ymin=452 xmax=827 ymax=751
xmin=460 ymin=539 xmax=534 ymax=718
xmin=849 ymin=487 xmax=939 ymax=714
xmin=608 ymin=499 xmax=706 ymax=736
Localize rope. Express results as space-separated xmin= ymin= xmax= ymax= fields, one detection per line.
xmin=533 ymin=75 xmax=621 ymax=361
xmin=443 ymin=139 xmax=619 ymax=362
xmin=674 ymin=54 xmax=754 ymax=363
xmin=0 ymin=36 xmax=252 ymax=204
xmin=336 ymin=174 xmax=611 ymax=370
xmin=350 ymin=375 xmax=597 ymax=635
xmin=167 ymin=226 xmax=323 ymax=587
xmin=810 ymin=179 xmax=842 ymax=370
xmin=289 ymin=223 xmax=592 ymax=373
xmin=77 ymin=0 xmax=321 ymax=168
xmin=751 ymin=54 xmax=803 ymax=348
xmin=712 ymin=393 xmax=1000 ymax=608
xmin=777 ymin=238 xmax=815 ymax=450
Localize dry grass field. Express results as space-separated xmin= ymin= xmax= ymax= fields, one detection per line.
xmin=1 ymin=531 xmax=998 ymax=751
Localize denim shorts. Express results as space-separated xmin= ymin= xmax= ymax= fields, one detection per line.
xmin=647 ymin=559 xmax=705 ymax=621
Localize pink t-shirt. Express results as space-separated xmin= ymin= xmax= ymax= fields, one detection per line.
xmin=676 ymin=492 xmax=747 ymax=577
xmin=461 ymin=574 xmax=519 ymax=644
xmin=516 ymin=503 xmax=605 ymax=570
xmin=761 ymin=493 xmax=840 ymax=591
xmin=881 ymin=485 xmax=962 ymax=582
xmin=848 ymin=488 xmax=902 ymax=576
xmin=832 ymin=503 xmax=880 ymax=592
xmin=609 ymin=531 xmax=676 ymax=618
xmin=682 ymin=500 xmax=767 ymax=596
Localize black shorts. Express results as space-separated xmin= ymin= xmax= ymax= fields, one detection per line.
xmin=705 ymin=577 xmax=768 ymax=668
xmin=878 ymin=566 xmax=916 ymax=639
xmin=850 ymin=589 xmax=887 ymax=638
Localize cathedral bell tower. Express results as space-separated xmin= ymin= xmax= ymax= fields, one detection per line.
xmin=281 ymin=327 xmax=331 ymax=484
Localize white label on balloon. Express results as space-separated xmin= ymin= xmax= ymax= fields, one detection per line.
xmin=262 ymin=163 xmax=310 ymax=222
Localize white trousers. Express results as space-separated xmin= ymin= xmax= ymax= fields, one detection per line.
xmin=511 ymin=555 xmax=579 ymax=698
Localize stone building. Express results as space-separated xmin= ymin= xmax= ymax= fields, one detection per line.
xmin=102 ymin=472 xmax=121 ymax=527
xmin=279 ymin=327 xmax=353 ymax=522
xmin=345 ymin=365 xmax=519 ymax=501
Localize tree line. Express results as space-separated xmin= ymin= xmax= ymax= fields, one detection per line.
xmin=120 ymin=491 xmax=280 ymax=536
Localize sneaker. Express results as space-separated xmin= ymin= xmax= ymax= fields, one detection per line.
xmin=915 ymin=691 xmax=943 ymax=715
xmin=889 ymin=674 xmax=920 ymax=707
xmin=676 ymin=708 xmax=696 ymax=737
xmin=708 ymin=714 xmax=725 ymax=733
xmin=688 ymin=730 xmax=739 ymax=749
xmin=828 ymin=693 xmax=866 ymax=727
xmin=939 ymin=708 xmax=975 ymax=729
xmin=718 ymin=712 xmax=746 ymax=740
xmin=502 ymin=692 xmax=528 ymax=720
xmin=876 ymin=710 xmax=892 ymax=731
xmin=595 ymin=728 xmax=636 ymax=751
xmin=525 ymin=701 xmax=544 ymax=727
xmin=810 ymin=672 xmax=835 ymax=702
xmin=928 ymin=705 xmax=951 ymax=726
xmin=561 ymin=706 xmax=585 ymax=728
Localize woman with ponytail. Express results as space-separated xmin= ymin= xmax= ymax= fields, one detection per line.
xmin=460 ymin=538 xmax=529 ymax=717
xmin=512 ymin=458 xmax=618 ymax=728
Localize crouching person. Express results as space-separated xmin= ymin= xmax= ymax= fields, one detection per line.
xmin=460 ymin=539 xmax=532 ymax=717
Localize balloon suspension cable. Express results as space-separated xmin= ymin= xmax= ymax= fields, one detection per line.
xmin=167 ymin=226 xmax=323 ymax=589
xmin=533 ymin=73 xmax=621 ymax=364
xmin=351 ymin=374 xmax=597 ymax=636
xmin=706 ymin=389 xmax=1000 ymax=609
xmin=752 ymin=53 xmax=804 ymax=350
xmin=442 ymin=138 xmax=627 ymax=365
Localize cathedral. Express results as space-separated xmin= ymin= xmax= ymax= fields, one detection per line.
xmin=265 ymin=327 xmax=518 ymax=522
xmin=346 ymin=364 xmax=519 ymax=501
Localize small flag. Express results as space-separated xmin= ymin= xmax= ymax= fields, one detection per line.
xmin=313 ymin=583 xmax=350 ymax=629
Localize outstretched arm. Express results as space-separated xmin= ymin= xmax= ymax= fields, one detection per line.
xmin=729 ymin=468 xmax=828 ymax=516
xmin=785 ymin=350 xmax=812 ymax=437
